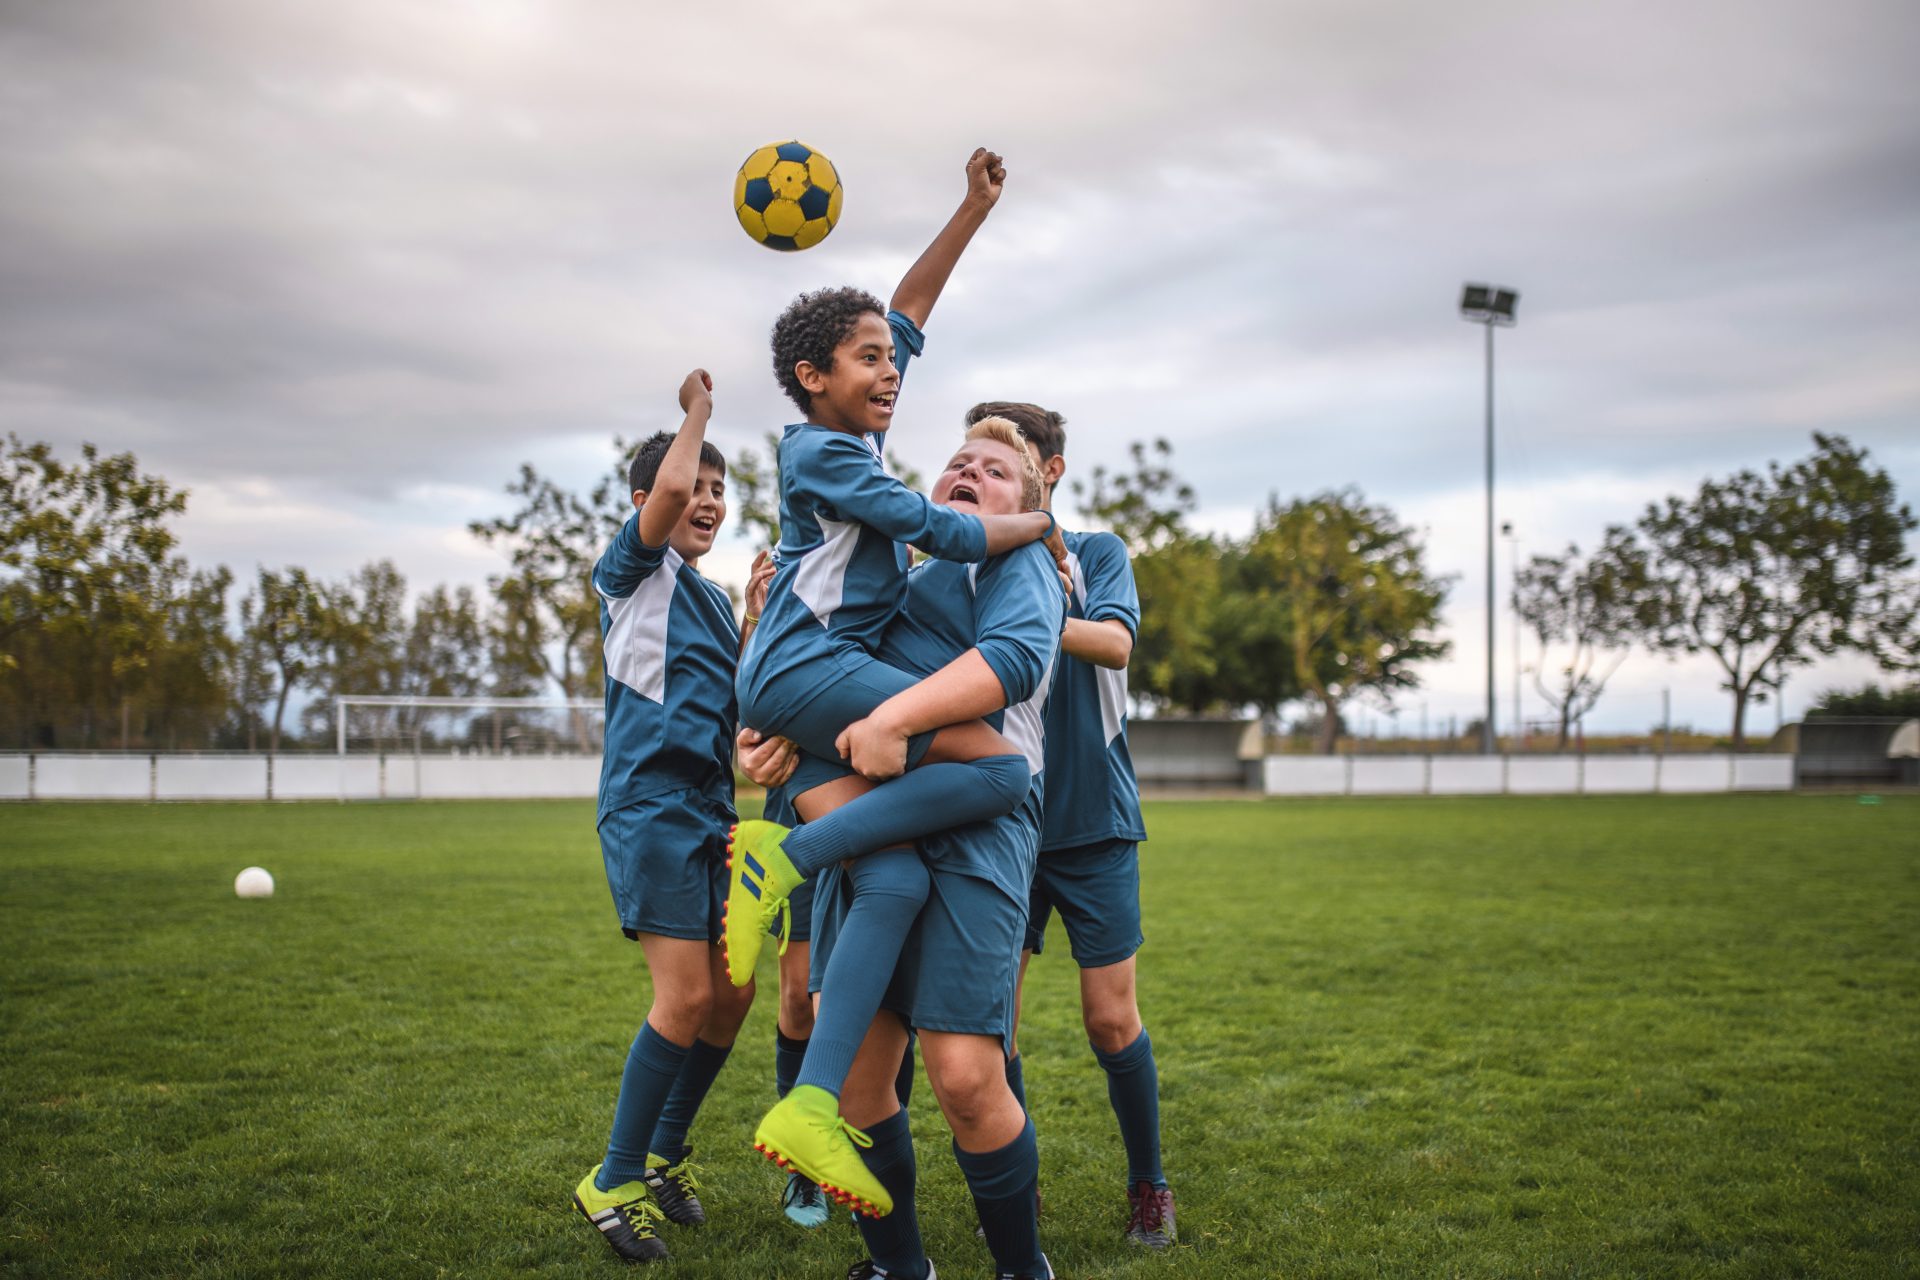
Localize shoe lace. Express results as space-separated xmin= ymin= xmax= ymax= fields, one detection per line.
xmin=1128 ymin=1182 xmax=1164 ymax=1233
xmin=621 ymin=1195 xmax=667 ymax=1231
xmin=665 ymin=1158 xmax=703 ymax=1196
xmin=759 ymin=891 xmax=793 ymax=956
xmin=786 ymin=1176 xmax=824 ymax=1209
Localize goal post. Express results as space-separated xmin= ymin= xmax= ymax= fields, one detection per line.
xmin=334 ymin=695 xmax=604 ymax=757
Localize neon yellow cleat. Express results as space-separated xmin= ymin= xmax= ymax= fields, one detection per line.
xmin=752 ymin=1084 xmax=892 ymax=1217
xmin=722 ymin=820 xmax=804 ymax=988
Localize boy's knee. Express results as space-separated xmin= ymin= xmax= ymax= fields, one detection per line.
xmin=1083 ymin=1006 xmax=1142 ymax=1057
xmin=652 ymin=985 xmax=715 ymax=1042
xmin=849 ymin=848 xmax=931 ymax=904
xmin=779 ymin=990 xmax=816 ymax=1037
xmin=929 ymin=1059 xmax=1003 ymax=1132
xmin=978 ymin=753 xmax=1030 ymax=808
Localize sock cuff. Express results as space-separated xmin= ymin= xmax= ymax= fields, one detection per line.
xmin=776 ymin=1029 xmax=809 ymax=1053
xmin=784 ymin=820 xmax=854 ymax=876
xmin=864 ymin=1106 xmax=912 ymax=1149
xmin=638 ymin=1022 xmax=693 ymax=1069
xmin=953 ymin=1115 xmax=1038 ymax=1200
xmin=687 ymin=1038 xmax=732 ymax=1068
xmin=1092 ymin=1027 xmax=1152 ymax=1073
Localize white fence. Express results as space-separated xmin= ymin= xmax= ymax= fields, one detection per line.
xmin=1262 ymin=753 xmax=1795 ymax=796
xmin=0 ymin=753 xmax=600 ymax=802
xmin=1 ymin=750 xmax=1797 ymax=802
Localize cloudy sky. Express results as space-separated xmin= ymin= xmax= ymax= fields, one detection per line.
xmin=4 ymin=0 xmax=1916 ymax=735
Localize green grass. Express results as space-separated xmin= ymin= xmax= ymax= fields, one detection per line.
xmin=3 ymin=795 xmax=1917 ymax=1279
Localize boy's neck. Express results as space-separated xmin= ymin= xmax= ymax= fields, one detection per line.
xmin=804 ymin=410 xmax=876 ymax=439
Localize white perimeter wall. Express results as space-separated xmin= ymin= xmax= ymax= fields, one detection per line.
xmin=0 ymin=754 xmax=599 ymax=801
xmin=1264 ymin=753 xmax=1794 ymax=796
xmin=0 ymin=751 xmax=1798 ymax=801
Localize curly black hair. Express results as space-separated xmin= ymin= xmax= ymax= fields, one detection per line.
xmin=770 ymin=286 xmax=886 ymax=412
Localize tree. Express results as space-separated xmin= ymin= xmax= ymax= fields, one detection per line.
xmin=1634 ymin=433 xmax=1916 ymax=748
xmin=726 ymin=430 xmax=786 ymax=548
xmin=471 ymin=463 xmax=619 ymax=749
xmin=1249 ymin=490 xmax=1451 ymax=754
xmin=0 ymin=436 xmax=190 ymax=747
xmin=1807 ymin=681 xmax=1920 ymax=719
xmin=145 ymin=564 xmax=235 ymax=751
xmin=238 ymin=567 xmax=329 ymax=753
xmin=1070 ymin=439 xmax=1225 ymax=712
xmin=1513 ymin=529 xmax=1646 ymax=749
xmin=301 ymin=560 xmax=410 ymax=742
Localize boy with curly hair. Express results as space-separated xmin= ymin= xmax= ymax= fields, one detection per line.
xmin=727 ymin=149 xmax=1065 ymax=1216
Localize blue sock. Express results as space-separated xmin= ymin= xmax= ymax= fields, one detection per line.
xmin=796 ymin=850 xmax=929 ymax=1094
xmin=852 ymin=1108 xmax=928 ymax=1279
xmin=1094 ymin=1029 xmax=1165 ymax=1189
xmin=894 ymin=1031 xmax=917 ymax=1108
xmin=782 ymin=756 xmax=1029 ymax=875
xmin=1005 ymin=1053 xmax=1027 ymax=1112
xmin=954 ymin=1116 xmax=1044 ymax=1277
xmin=597 ymin=1023 xmax=689 ymax=1191
xmin=647 ymin=1038 xmax=731 ymax=1165
xmin=775 ymin=1030 xmax=807 ymax=1099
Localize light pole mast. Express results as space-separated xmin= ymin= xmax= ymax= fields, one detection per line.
xmin=1460 ymin=283 xmax=1519 ymax=755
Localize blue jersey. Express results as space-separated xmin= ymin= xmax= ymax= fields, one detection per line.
xmin=737 ymin=312 xmax=991 ymax=730
xmin=880 ymin=544 xmax=1063 ymax=901
xmin=594 ymin=514 xmax=740 ymax=822
xmin=1040 ymin=529 xmax=1147 ymax=850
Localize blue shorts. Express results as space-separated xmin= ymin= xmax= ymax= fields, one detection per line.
xmin=1024 ymin=838 xmax=1143 ymax=968
xmin=745 ymin=649 xmax=935 ymax=795
xmin=811 ymin=864 xmax=1027 ymax=1056
xmin=598 ymin=787 xmax=733 ymax=942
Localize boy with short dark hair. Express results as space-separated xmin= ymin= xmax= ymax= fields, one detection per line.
xmin=964 ymin=399 xmax=1177 ymax=1249
xmin=571 ymin=370 xmax=778 ymax=1264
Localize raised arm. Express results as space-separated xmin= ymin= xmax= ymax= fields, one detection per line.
xmin=888 ymin=148 xmax=1005 ymax=329
xmin=637 ymin=369 xmax=714 ymax=548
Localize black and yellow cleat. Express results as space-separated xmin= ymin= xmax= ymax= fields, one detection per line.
xmin=641 ymin=1151 xmax=706 ymax=1226
xmin=574 ymin=1164 xmax=668 ymax=1263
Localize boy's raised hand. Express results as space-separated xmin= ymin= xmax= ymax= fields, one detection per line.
xmin=966 ymin=147 xmax=1006 ymax=209
xmin=679 ymin=368 xmax=713 ymax=415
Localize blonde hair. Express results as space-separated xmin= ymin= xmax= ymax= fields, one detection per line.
xmin=963 ymin=416 xmax=1047 ymax=511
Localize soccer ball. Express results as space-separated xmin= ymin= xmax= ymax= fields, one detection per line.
xmin=735 ymin=141 xmax=842 ymax=251
xmin=234 ymin=866 xmax=275 ymax=898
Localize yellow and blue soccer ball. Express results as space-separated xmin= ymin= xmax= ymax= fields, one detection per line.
xmin=735 ymin=141 xmax=842 ymax=251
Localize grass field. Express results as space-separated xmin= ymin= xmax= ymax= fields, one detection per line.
xmin=4 ymin=795 xmax=1917 ymax=1279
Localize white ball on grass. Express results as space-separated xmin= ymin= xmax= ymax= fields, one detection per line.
xmin=234 ymin=866 xmax=275 ymax=898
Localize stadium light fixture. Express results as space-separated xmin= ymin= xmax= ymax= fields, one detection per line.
xmin=1460 ymin=282 xmax=1520 ymax=755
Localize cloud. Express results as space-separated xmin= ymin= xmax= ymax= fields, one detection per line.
xmin=3 ymin=0 xmax=1916 ymax=730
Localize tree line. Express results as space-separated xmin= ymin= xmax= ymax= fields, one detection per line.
xmin=2 ymin=429 xmax=1913 ymax=753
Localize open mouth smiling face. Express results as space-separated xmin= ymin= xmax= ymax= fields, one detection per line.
xmin=932 ymin=439 xmax=1026 ymax=516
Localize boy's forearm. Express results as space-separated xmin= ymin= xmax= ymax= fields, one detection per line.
xmin=978 ymin=511 xmax=1052 ymax=557
xmin=889 ymin=194 xmax=994 ymax=328
xmin=638 ymin=402 xmax=710 ymax=544
xmin=870 ymin=649 xmax=1007 ymax=737
xmin=1062 ymin=618 xmax=1132 ymax=670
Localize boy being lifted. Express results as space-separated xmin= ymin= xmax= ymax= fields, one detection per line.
xmin=727 ymin=149 xmax=1063 ymax=1216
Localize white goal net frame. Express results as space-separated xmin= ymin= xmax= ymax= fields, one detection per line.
xmin=334 ymin=695 xmax=604 ymax=757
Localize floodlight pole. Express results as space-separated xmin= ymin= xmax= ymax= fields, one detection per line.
xmin=1483 ymin=321 xmax=1496 ymax=755
xmin=1460 ymin=283 xmax=1519 ymax=756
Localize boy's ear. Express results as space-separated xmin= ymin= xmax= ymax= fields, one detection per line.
xmin=1041 ymin=455 xmax=1066 ymax=490
xmin=631 ymin=488 xmax=648 ymax=512
xmin=795 ymin=360 xmax=828 ymax=394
